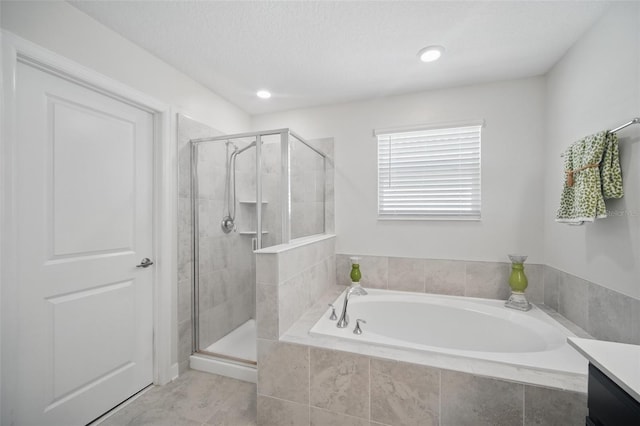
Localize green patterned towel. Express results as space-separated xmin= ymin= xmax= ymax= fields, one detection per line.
xmin=556 ymin=131 xmax=623 ymax=224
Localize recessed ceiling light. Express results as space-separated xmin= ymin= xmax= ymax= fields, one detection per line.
xmin=256 ymin=90 xmax=271 ymax=99
xmin=418 ymin=46 xmax=444 ymax=63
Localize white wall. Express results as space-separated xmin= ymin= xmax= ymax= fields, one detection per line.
xmin=544 ymin=3 xmax=640 ymax=299
xmin=0 ymin=1 xmax=250 ymax=133
xmin=253 ymin=77 xmax=547 ymax=263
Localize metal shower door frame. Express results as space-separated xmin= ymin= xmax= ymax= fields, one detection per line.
xmin=188 ymin=128 xmax=326 ymax=356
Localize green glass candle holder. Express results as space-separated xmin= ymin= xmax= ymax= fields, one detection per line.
xmin=505 ymin=254 xmax=531 ymax=311
xmin=350 ymin=256 xmax=362 ymax=285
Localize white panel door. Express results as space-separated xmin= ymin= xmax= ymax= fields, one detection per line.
xmin=14 ymin=60 xmax=154 ymax=425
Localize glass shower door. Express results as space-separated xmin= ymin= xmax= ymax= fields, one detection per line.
xmin=192 ymin=137 xmax=258 ymax=364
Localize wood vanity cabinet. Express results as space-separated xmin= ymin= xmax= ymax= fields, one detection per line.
xmin=586 ymin=364 xmax=640 ymax=425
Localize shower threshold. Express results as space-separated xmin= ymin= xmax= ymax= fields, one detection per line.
xmin=190 ymin=319 xmax=257 ymax=383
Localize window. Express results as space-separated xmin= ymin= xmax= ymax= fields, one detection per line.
xmin=376 ymin=122 xmax=482 ymax=220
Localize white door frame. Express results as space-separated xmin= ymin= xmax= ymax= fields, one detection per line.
xmin=0 ymin=31 xmax=177 ymax=424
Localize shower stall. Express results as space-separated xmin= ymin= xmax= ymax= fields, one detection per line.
xmin=189 ymin=128 xmax=327 ymax=373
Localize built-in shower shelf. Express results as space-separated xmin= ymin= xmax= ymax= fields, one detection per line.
xmin=239 ymin=200 xmax=268 ymax=204
xmin=238 ymin=231 xmax=269 ymax=236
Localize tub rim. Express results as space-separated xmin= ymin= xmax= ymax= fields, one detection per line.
xmin=277 ymin=286 xmax=591 ymax=393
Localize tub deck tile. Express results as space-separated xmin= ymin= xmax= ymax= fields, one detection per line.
xmin=370 ymin=358 xmax=439 ymax=426
xmin=440 ymin=370 xmax=524 ymax=426
xmin=309 ymin=347 xmax=370 ymax=420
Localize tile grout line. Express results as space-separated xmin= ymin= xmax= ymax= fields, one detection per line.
xmin=422 ymin=261 xmax=427 ymax=293
xmin=384 ymin=256 xmax=389 ymax=289
xmin=368 ymin=357 xmax=372 ymax=423
xmin=312 ymin=406 xmax=374 ymax=424
xmin=541 ymin=264 xmax=546 ymax=308
xmin=585 ymin=279 xmax=591 ymax=337
xmin=308 ymin=345 xmax=311 ymax=426
xmin=438 ymin=369 xmax=442 ymax=426
xmin=462 ymin=261 xmax=468 ymax=297
xmin=522 ymin=384 xmax=526 ymax=426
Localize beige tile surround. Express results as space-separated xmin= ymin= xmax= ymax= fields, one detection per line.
xmin=256 ymin=248 xmax=637 ymax=425
xmin=336 ymin=254 xmax=639 ymax=346
xmin=335 ymin=254 xmax=543 ymax=304
xmin=257 ymin=341 xmax=587 ymax=426
xmin=255 ymin=235 xmax=336 ymax=340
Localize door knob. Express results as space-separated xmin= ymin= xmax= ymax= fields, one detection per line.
xmin=136 ymin=258 xmax=154 ymax=268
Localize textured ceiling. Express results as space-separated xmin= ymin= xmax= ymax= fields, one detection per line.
xmin=69 ymin=1 xmax=610 ymax=115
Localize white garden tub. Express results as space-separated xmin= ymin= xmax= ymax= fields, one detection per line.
xmin=309 ymin=288 xmax=587 ymax=375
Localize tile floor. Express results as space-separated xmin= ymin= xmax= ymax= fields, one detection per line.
xmin=95 ymin=370 xmax=256 ymax=426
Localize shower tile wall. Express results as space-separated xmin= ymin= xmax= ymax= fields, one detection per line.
xmin=290 ymin=139 xmax=328 ymax=239
xmin=251 ymin=134 xmax=334 ymax=247
xmin=257 ymin=138 xmax=282 ymax=249
xmin=256 ymin=236 xmax=336 ymax=340
xmin=197 ymin=140 xmax=256 ymax=351
xmin=318 ymin=137 xmax=336 ymax=235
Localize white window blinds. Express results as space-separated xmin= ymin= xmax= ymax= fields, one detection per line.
xmin=377 ymin=124 xmax=482 ymax=219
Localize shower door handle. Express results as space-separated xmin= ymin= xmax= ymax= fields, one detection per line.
xmin=136 ymin=258 xmax=154 ymax=268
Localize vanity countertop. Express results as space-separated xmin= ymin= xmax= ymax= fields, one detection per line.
xmin=568 ymin=337 xmax=640 ymax=401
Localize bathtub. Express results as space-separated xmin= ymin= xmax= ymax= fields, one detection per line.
xmin=309 ymin=288 xmax=587 ymax=376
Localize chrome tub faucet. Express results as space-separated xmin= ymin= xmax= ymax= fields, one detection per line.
xmin=336 ymin=285 xmax=367 ymax=328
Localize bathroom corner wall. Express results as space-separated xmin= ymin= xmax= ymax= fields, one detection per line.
xmin=544 ymin=266 xmax=640 ymax=346
xmin=255 ymin=236 xmax=336 ymax=340
xmin=544 ymin=2 xmax=640 ymax=302
xmin=542 ymin=2 xmax=640 ymax=350
xmin=335 ymin=254 xmax=545 ymax=305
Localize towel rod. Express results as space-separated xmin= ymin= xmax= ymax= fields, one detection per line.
xmin=560 ymin=117 xmax=639 ymax=157
xmin=610 ymin=117 xmax=640 ymax=133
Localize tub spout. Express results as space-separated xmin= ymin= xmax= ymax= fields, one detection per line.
xmin=336 ymin=286 xmax=367 ymax=328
